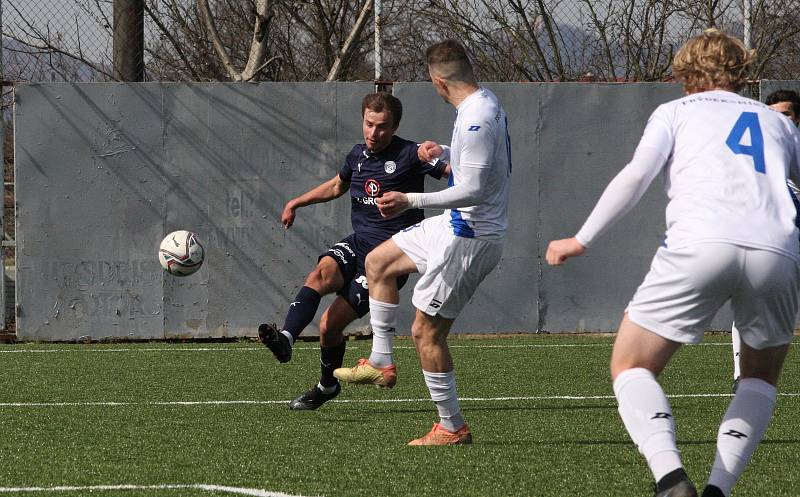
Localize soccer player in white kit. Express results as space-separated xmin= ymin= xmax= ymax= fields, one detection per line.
xmin=547 ymin=30 xmax=800 ymax=497
xmin=335 ymin=39 xmax=511 ymax=445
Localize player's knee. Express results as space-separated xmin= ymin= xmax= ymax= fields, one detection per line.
xmin=365 ymin=251 xmax=388 ymax=280
xmin=305 ymin=267 xmax=334 ymax=290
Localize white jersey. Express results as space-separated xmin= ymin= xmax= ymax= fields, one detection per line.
xmin=445 ymin=88 xmax=512 ymax=239
xmin=638 ymin=90 xmax=800 ymax=259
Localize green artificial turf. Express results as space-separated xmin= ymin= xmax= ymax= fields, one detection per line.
xmin=0 ymin=334 xmax=796 ymax=496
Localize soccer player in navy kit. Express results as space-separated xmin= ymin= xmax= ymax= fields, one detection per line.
xmin=258 ymin=92 xmax=447 ymax=410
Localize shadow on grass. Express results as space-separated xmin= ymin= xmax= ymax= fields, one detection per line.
xmin=676 ymin=438 xmax=800 ymax=446
xmin=478 ymin=439 xmax=633 ymax=447
xmin=327 ymin=402 xmax=618 ymax=416
xmin=479 ymin=438 xmax=800 ymax=448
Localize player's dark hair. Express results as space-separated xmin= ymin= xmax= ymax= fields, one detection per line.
xmin=361 ymin=92 xmax=402 ymax=128
xmin=766 ymin=89 xmax=800 ymax=116
xmin=425 ymin=39 xmax=476 ymax=83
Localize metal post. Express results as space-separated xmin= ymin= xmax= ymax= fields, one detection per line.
xmin=113 ymin=0 xmax=145 ymax=81
xmin=374 ymin=0 xmax=382 ymax=81
xmin=0 ymin=0 xmax=5 ymax=330
xmin=743 ymin=0 xmax=752 ymax=50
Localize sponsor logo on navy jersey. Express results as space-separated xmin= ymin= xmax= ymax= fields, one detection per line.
xmin=365 ymin=179 xmax=381 ymax=197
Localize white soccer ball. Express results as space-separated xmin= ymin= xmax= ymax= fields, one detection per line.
xmin=158 ymin=230 xmax=205 ymax=276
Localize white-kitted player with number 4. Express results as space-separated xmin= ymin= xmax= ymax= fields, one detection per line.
xmin=547 ymin=29 xmax=800 ymax=497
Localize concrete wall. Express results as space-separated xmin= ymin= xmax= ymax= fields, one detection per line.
xmin=17 ymin=81 xmax=777 ymax=340
xmin=16 ymin=83 xmax=374 ymax=340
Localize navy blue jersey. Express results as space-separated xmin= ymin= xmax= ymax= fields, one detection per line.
xmin=339 ymin=135 xmax=445 ymax=249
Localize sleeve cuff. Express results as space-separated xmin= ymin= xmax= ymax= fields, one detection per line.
xmin=574 ymin=232 xmax=592 ymax=248
xmin=407 ymin=192 xmax=423 ymax=209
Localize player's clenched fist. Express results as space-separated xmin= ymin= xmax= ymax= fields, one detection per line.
xmin=418 ymin=141 xmax=443 ymax=162
xmin=281 ymin=202 xmax=297 ymax=229
xmin=546 ymin=237 xmax=586 ymax=266
xmin=376 ymin=191 xmax=410 ymax=218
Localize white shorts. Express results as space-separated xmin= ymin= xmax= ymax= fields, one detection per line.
xmin=392 ymin=215 xmax=503 ymax=319
xmin=628 ymin=243 xmax=800 ymax=349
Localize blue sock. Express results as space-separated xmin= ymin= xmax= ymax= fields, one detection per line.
xmin=282 ymin=286 xmax=322 ymax=341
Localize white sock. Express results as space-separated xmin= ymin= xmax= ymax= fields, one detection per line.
xmin=613 ymin=368 xmax=683 ymax=482
xmin=280 ymin=330 xmax=295 ymax=347
xmin=423 ymin=369 xmax=465 ymax=432
xmin=731 ymin=324 xmax=741 ymax=380
xmin=317 ymin=382 xmax=337 ymax=394
xmin=708 ymin=378 xmax=777 ymax=496
xmin=367 ymin=297 xmax=397 ymax=368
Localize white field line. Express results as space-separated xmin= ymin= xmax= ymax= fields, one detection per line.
xmin=0 ymin=484 xmax=313 ymax=496
xmin=0 ymin=342 xmax=759 ymax=354
xmin=1 ymin=392 xmax=799 ymax=408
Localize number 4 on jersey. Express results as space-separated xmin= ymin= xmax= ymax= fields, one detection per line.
xmin=726 ymin=111 xmax=765 ymax=174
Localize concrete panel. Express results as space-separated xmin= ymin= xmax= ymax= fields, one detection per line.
xmin=16 ymin=83 xmax=168 ymax=340
xmin=538 ymin=83 xmax=682 ymax=331
xmin=15 ymin=82 xmax=376 ymax=340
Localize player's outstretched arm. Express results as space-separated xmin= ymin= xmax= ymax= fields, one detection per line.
xmin=282 ymin=175 xmax=349 ymax=229
xmin=546 ymin=237 xmax=586 ymax=266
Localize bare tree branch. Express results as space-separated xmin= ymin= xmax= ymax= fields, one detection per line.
xmin=144 ymin=2 xmax=203 ymax=80
xmin=197 ymin=0 xmax=242 ymax=80
xmin=197 ymin=0 xmax=275 ymax=82
xmin=240 ymin=0 xmax=275 ymax=81
xmin=326 ymin=0 xmax=373 ymax=81
xmin=583 ymin=0 xmax=617 ymax=79
xmin=3 ymin=1 xmax=115 ymax=80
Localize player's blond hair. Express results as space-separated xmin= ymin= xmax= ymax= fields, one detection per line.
xmin=672 ymin=28 xmax=754 ymax=93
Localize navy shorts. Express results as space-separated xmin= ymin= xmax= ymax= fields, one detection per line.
xmin=319 ymin=233 xmax=408 ymax=317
